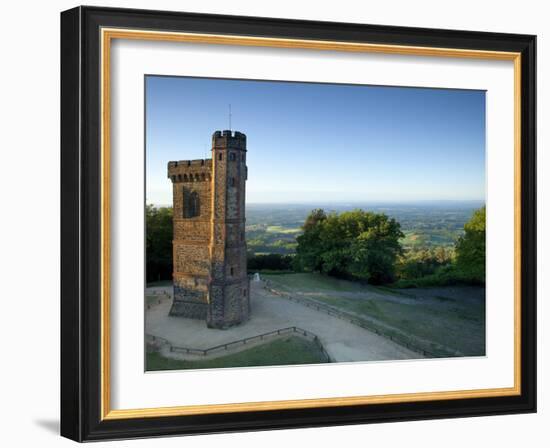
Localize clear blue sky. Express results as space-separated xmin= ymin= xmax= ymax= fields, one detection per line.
xmin=145 ymin=76 xmax=485 ymax=205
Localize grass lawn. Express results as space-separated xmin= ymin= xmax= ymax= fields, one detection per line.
xmin=147 ymin=336 xmax=327 ymax=371
xmin=265 ymin=273 xmax=485 ymax=357
xmin=265 ymin=272 xmax=368 ymax=293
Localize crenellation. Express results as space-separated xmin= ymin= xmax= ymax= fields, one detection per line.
xmin=169 ymin=158 xmax=213 ymax=168
xmin=212 ymin=129 xmax=247 ymax=151
xmin=168 ymin=159 xmax=213 ymax=183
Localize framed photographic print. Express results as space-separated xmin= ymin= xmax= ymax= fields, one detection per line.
xmin=60 ymin=6 xmax=536 ymax=442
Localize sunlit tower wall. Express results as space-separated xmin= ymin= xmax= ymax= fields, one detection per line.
xmin=166 ymin=130 xmax=250 ymax=329
xmin=208 ymin=130 xmax=250 ymax=328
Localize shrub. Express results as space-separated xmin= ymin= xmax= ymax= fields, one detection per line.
xmin=247 ymin=253 xmax=294 ymax=272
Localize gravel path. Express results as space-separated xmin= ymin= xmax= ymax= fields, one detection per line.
xmin=146 ymin=282 xmax=420 ymax=363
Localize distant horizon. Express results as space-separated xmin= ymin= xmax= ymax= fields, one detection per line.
xmin=148 ymin=199 xmax=486 ymax=208
xmin=146 ymin=76 xmax=486 ymax=205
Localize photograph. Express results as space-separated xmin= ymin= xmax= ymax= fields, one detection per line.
xmin=144 ymin=75 xmax=487 ymax=371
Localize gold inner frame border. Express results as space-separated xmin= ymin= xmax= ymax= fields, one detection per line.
xmin=100 ymin=27 xmax=522 ymax=421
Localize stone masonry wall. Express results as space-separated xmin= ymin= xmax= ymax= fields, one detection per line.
xmin=167 ymin=131 xmax=249 ymax=327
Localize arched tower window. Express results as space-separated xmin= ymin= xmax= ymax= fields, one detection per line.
xmin=184 ymin=190 xmax=200 ymax=218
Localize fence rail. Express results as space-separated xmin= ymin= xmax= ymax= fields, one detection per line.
xmin=265 ymin=286 xmax=462 ymax=359
xmin=147 ymin=326 xmax=332 ymax=362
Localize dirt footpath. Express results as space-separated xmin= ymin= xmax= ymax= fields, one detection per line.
xmin=145 ymin=281 xmax=420 ymax=363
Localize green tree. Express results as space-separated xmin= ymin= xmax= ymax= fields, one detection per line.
xmin=146 ymin=205 xmax=173 ymax=283
xmin=396 ymin=247 xmax=454 ymax=281
xmin=348 ymin=214 xmax=404 ymax=283
xmin=247 ymin=253 xmax=294 ymax=271
xmin=455 ymin=206 xmax=486 ymax=282
xmin=294 ymin=209 xmax=327 ymax=272
xmin=295 ymin=209 xmax=403 ymax=284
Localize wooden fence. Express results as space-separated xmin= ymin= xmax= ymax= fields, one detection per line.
xmin=147 ymin=326 xmax=332 ymax=362
xmin=266 ymin=286 xmax=462 ymax=359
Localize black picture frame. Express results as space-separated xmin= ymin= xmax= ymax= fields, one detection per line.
xmin=61 ymin=5 xmax=536 ymax=442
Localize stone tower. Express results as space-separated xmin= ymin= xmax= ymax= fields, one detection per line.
xmin=167 ymin=130 xmax=250 ymax=329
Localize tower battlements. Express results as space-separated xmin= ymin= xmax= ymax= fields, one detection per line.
xmin=168 ymin=159 xmax=213 ymax=182
xmin=212 ymin=130 xmax=247 ymax=150
xmin=168 ymin=159 xmax=213 ymax=168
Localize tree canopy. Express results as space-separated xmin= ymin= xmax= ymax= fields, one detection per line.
xmin=455 ymin=206 xmax=486 ymax=282
xmin=295 ymin=209 xmax=404 ymax=284
xmin=146 ymin=205 xmax=173 ymax=283
xmin=393 ymin=206 xmax=486 ymax=288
